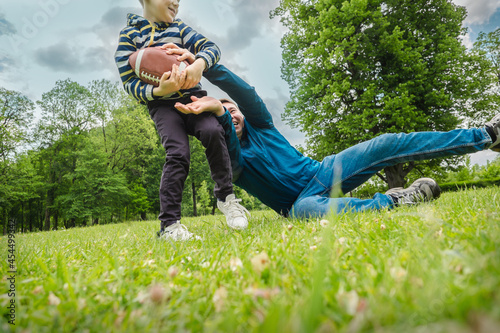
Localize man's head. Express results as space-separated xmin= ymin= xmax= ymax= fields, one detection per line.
xmin=220 ymin=98 xmax=245 ymax=140
xmin=140 ymin=0 xmax=179 ymax=24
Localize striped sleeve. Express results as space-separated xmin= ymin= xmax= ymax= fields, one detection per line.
xmin=178 ymin=21 xmax=221 ymax=70
xmin=114 ymin=28 xmax=155 ymax=103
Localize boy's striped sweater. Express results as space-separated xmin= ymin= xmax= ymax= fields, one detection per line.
xmin=115 ymin=13 xmax=220 ymax=103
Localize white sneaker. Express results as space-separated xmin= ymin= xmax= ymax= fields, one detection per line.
xmin=217 ymin=194 xmax=250 ymax=230
xmin=385 ymin=178 xmax=441 ymax=206
xmin=158 ymin=222 xmax=201 ymax=241
xmin=485 ymin=114 xmax=500 ymax=152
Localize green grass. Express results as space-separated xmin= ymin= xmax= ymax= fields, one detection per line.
xmin=2 ymin=187 xmax=500 ymax=332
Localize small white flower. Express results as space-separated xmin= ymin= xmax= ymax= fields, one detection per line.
xmin=251 ymin=252 xmax=270 ymax=273
xmin=229 ymin=257 xmax=243 ymax=271
xmin=48 ymin=292 xmax=61 ymax=306
xmin=213 ymin=286 xmax=228 ymax=312
xmin=320 ymin=219 xmax=329 ymax=227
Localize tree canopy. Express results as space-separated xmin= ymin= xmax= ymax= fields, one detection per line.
xmin=272 ymin=0 xmax=498 ymax=186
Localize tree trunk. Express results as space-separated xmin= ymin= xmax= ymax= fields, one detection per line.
xmin=21 ymin=203 xmax=24 ymax=233
xmin=384 ymin=162 xmax=415 ymax=189
xmin=44 ymin=207 xmax=51 ymax=231
xmin=28 ymin=200 xmax=32 ymax=232
xmin=2 ymin=209 xmax=5 ymax=235
xmin=140 ymin=212 xmax=147 ymax=221
xmin=38 ymin=198 xmax=43 ymax=232
xmin=44 ymin=171 xmax=55 ymax=231
xmin=192 ymin=182 xmax=197 ymax=217
xmin=53 ymin=212 xmax=58 ymax=230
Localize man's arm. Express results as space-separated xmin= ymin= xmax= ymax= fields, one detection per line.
xmin=175 ymin=96 xmax=244 ymax=181
xmin=204 ymin=64 xmax=274 ymax=129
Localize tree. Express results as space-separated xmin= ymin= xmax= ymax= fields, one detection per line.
xmin=58 ymin=144 xmax=129 ymax=226
xmin=6 ymin=152 xmax=44 ymax=233
xmin=0 ymin=88 xmax=34 ymax=175
xmin=0 ymin=88 xmax=34 ymax=233
xmin=35 ymin=79 xmax=94 ymax=230
xmin=86 ymin=92 xmax=158 ymax=220
xmin=272 ymin=0 xmax=497 ymax=187
xmin=474 ymin=28 xmax=500 ymax=85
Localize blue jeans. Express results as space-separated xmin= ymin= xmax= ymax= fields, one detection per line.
xmin=291 ymin=128 xmax=492 ymax=218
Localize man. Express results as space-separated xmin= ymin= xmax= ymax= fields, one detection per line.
xmin=175 ymin=63 xmax=500 ymax=218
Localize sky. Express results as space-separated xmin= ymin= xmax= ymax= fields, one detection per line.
xmin=0 ymin=0 xmax=499 ymax=164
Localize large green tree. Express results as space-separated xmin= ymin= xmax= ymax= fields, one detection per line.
xmin=35 ymin=79 xmax=94 ymax=230
xmin=273 ymin=0 xmax=497 ymax=187
xmin=0 ymin=88 xmax=33 ymax=174
xmin=474 ymin=28 xmax=500 ymax=86
xmin=0 ymin=88 xmax=34 ymax=233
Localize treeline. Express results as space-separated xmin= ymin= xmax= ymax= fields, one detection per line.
xmin=0 ymin=81 xmax=264 ymax=234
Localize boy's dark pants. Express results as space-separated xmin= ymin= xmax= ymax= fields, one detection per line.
xmin=148 ymin=92 xmax=233 ymax=228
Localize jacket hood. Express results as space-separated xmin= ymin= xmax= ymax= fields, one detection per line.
xmin=126 ymin=13 xmax=173 ymax=29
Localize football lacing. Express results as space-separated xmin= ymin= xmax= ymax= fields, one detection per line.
xmin=140 ymin=71 xmax=161 ymax=84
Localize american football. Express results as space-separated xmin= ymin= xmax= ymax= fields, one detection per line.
xmin=129 ymin=47 xmax=189 ymax=86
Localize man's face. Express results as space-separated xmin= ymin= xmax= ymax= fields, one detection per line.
xmin=146 ymin=0 xmax=179 ymax=23
xmin=222 ymin=102 xmax=245 ymax=139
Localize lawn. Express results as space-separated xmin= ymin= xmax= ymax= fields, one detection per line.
xmin=1 ymin=187 xmax=500 ymax=332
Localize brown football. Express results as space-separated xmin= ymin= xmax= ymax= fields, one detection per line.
xmin=129 ymin=47 xmax=189 ymax=86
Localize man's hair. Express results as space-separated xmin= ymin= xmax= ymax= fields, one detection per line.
xmin=219 ymin=98 xmax=237 ymax=106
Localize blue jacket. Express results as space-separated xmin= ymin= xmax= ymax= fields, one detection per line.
xmin=115 ymin=14 xmax=220 ymax=103
xmin=205 ymin=64 xmax=320 ymax=216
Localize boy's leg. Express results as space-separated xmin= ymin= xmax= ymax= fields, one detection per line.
xmin=291 ymin=128 xmax=491 ymax=218
xmin=187 ymin=112 xmax=233 ymax=200
xmin=188 ymin=110 xmax=249 ymax=230
xmin=149 ymin=103 xmax=190 ymax=229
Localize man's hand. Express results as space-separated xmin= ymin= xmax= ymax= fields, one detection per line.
xmin=160 ymin=43 xmax=206 ymax=90
xmin=175 ymin=96 xmax=225 ymax=116
xmin=152 ymin=64 xmax=186 ymax=97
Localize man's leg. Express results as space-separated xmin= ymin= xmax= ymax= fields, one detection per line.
xmin=292 ymin=127 xmax=492 ymax=218
xmin=333 ymin=128 xmax=491 ymax=193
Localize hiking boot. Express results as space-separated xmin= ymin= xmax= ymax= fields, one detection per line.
xmin=485 ymin=114 xmax=500 ymax=152
xmin=157 ymin=221 xmax=201 ymax=241
xmin=386 ymin=178 xmax=441 ymax=206
xmin=217 ymin=194 xmax=250 ymax=230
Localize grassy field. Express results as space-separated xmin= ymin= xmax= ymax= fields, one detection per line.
xmin=1 ymin=187 xmax=500 ymax=332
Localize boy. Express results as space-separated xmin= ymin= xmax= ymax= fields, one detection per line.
xmin=114 ymin=0 xmax=249 ymax=241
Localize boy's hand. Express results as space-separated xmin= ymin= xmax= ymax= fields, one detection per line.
xmin=182 ymin=59 xmax=206 ymax=90
xmin=152 ymin=64 xmax=186 ymax=97
xmin=161 ymin=43 xmax=195 ymax=64
xmin=160 ymin=43 xmax=207 ymax=90
xmin=175 ymin=96 xmax=225 ymax=116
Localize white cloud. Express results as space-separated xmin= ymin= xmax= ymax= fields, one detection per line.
xmin=453 ymin=0 xmax=500 ymax=25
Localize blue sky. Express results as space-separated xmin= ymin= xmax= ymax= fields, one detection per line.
xmin=0 ymin=0 xmax=499 ymax=163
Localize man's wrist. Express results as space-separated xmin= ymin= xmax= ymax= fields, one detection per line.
xmin=211 ymin=101 xmax=225 ymax=117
